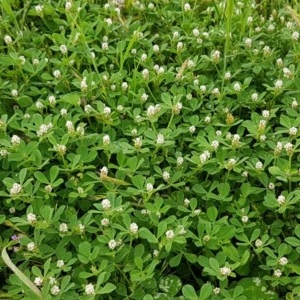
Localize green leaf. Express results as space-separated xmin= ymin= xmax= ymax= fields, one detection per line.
xmin=60 ymin=93 xmax=80 ymax=106
xmin=209 ymin=258 xmax=220 ymax=272
xmin=158 ymin=275 xmax=182 ymax=296
xmin=78 ymin=241 xmax=91 ymax=256
xmin=295 ymin=224 xmax=300 ymax=239
xmin=182 ymin=285 xmax=198 ymax=299
xmin=50 ymin=165 xmax=60 ymax=183
xmin=285 ymin=237 xmax=300 ymax=247
xmin=217 ymin=182 xmax=230 ymax=198
xmin=207 ymin=206 xmax=218 ymax=221
xmin=16 ymin=96 xmax=33 ymax=107
xmin=199 ymin=283 xmax=213 ymax=300
xmin=34 ymin=172 xmax=49 ymax=184
xmin=219 ymin=225 xmax=235 ymax=240
xmin=169 ymin=253 xmax=182 ymax=267
xmin=98 ymin=283 xmax=116 ymax=294
xmin=131 ymin=175 xmax=144 ymax=189
xmin=157 ymin=221 xmax=167 ymax=239
xmin=139 ymin=228 xmax=158 ymax=244
xmin=19 ymin=168 xmax=27 ymax=184
xmin=134 ymin=257 xmax=143 ymax=271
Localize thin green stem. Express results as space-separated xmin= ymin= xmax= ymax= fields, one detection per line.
xmin=221 ymin=0 xmax=234 ymax=94
xmin=167 ymin=113 xmax=174 ymax=130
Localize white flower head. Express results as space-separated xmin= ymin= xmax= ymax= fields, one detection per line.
xmin=177 ymin=42 xmax=184 ymax=51
xmin=177 ymin=156 xmax=184 ymax=166
xmin=262 ymin=110 xmax=270 ymax=119
xmin=251 ymin=92 xmax=258 ymax=102
xmin=10 ymin=183 xmax=22 ymax=195
xmin=84 ymin=104 xmax=92 ymax=114
xmin=34 ymin=277 xmax=43 ymax=287
xmin=60 ymin=108 xmax=68 ymax=116
xmin=60 ymin=45 xmax=68 ymax=55
xmin=200 ymin=85 xmax=206 ymax=93
xmin=27 ymin=242 xmax=36 ymax=251
xmin=233 ymin=82 xmax=241 ymax=92
xmin=156 ymin=133 xmax=164 ymax=145
xmin=213 ymin=287 xmax=221 ymax=295
xmin=292 ymin=31 xmax=299 ymax=41
xmin=27 ymin=213 xmax=37 ymax=224
xmin=4 ymin=35 xmax=13 ymax=45
xmin=289 ymin=127 xmax=297 ymax=136
xmin=146 ymin=183 xmax=153 ymax=192
xmin=224 ymin=71 xmax=231 ymax=80
xmin=101 ymin=218 xmax=110 ymax=227
xmin=285 ymin=142 xmax=293 ymax=155
xmin=54 ymin=144 xmax=67 ymax=156
xmin=173 ymin=102 xmax=183 ymax=114
xmin=35 ymin=4 xmax=44 ymax=14
xmin=255 ymin=161 xmax=263 ymax=170
xmin=279 ymin=257 xmax=288 ymax=266
xmin=183 ymin=198 xmax=190 ymax=207
xmin=101 ymin=199 xmax=111 ymax=210
xmin=200 ymin=150 xmax=210 ymax=164
xmin=105 ymin=18 xmax=112 ymax=26
xmin=220 ymin=266 xmax=231 ymax=276
xmin=48 ymin=95 xmax=56 ymax=105
xmin=212 ymin=50 xmax=221 ymax=63
xmin=204 ymin=116 xmax=211 ymax=124
xmin=65 ymin=1 xmax=72 ymax=10
xmin=53 ymin=70 xmax=61 ymax=79
xmin=11 ymin=135 xmax=21 ymax=146
xmin=166 ymin=229 xmax=175 ymax=239
xmin=81 ymin=77 xmax=88 ymax=91
xmin=274 ymin=269 xmax=282 ymax=278
xmin=130 ymin=222 xmax=139 ymax=234
xmin=211 ymin=140 xmax=219 ymax=150
xmin=283 ymin=67 xmax=292 ymax=78
xmin=189 ymin=125 xmax=196 ymax=133
xmin=56 ymin=260 xmax=64 ymax=268
xmin=153 ymin=44 xmax=159 ymax=53
xmin=241 ymin=215 xmax=249 ymax=223
xmin=85 ymin=283 xmax=95 ymax=296
xmin=277 ymin=195 xmax=286 ymax=206
xmin=103 ymin=134 xmax=110 ymax=146
xmin=142 ymin=68 xmax=149 ymax=80
xmin=103 ymin=106 xmax=111 ymax=116
xmin=292 ymin=99 xmax=298 ymax=109
xmin=242 ymin=171 xmax=248 ymax=178
xmin=268 ymin=182 xmax=275 ymax=190
xmin=141 ymin=93 xmax=149 ymax=102
xmin=108 ymin=239 xmax=117 ymax=250
xmin=121 ymin=82 xmax=128 ymax=91
xmin=275 ymin=79 xmax=283 ymax=90
xmin=50 ymin=285 xmax=60 ymax=295
xmin=212 ymin=88 xmax=220 ymax=98
xmin=11 ymin=89 xmax=18 ymax=97
xmin=255 ymin=239 xmax=263 ymax=248
xmin=102 ymin=42 xmax=109 ymax=51
xmin=184 ymin=3 xmax=191 ymax=11
xmin=19 ymin=55 xmax=26 ymax=65
xmin=226 ymin=158 xmax=237 ymax=170
xmin=245 ymin=38 xmax=252 ymax=47
xmin=59 ymin=223 xmax=68 ymax=233
xmin=134 ymin=137 xmax=142 ymax=149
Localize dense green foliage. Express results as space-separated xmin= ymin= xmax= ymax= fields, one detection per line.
xmin=1 ymin=0 xmax=300 ymax=299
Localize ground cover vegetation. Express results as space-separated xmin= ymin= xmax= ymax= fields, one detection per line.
xmin=1 ymin=0 xmax=300 ymax=299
